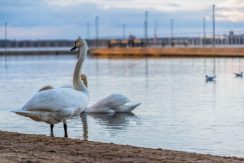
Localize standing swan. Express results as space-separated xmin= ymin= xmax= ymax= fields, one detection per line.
xmin=12 ymin=37 xmax=89 ymax=138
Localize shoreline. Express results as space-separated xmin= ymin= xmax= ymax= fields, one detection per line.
xmin=2 ymin=47 xmax=244 ymax=57
xmin=0 ymin=130 xmax=243 ymax=162
xmin=89 ymin=47 xmax=244 ymax=58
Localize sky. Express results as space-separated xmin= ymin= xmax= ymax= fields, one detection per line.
xmin=1 ymin=0 xmax=244 ymax=40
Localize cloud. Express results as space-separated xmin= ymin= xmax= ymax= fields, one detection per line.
xmin=216 ymin=0 xmax=244 ymax=22
xmin=46 ymin=0 xmax=208 ymax=11
xmin=1 ymin=0 xmax=244 ymax=39
xmin=217 ymin=8 xmax=244 ymax=22
xmin=165 ymin=3 xmax=181 ymax=8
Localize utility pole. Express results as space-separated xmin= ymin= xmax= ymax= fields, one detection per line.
xmin=212 ymin=5 xmax=215 ymax=48
xmin=95 ymin=16 xmax=99 ymax=47
xmin=5 ymin=22 xmax=7 ymax=51
xmin=170 ymin=19 xmax=174 ymax=46
xmin=154 ymin=20 xmax=158 ymax=45
xmin=144 ymin=11 xmax=148 ymax=46
xmin=203 ymin=17 xmax=206 ymax=46
xmin=86 ymin=22 xmax=90 ymax=40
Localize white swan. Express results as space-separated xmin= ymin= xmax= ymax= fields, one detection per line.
xmin=39 ymin=75 xmax=140 ymax=113
xmin=85 ymin=94 xmax=141 ymax=113
xmin=12 ymin=37 xmax=89 ymax=137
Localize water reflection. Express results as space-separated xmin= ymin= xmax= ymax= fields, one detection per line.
xmin=80 ymin=113 xmax=88 ymax=141
xmin=145 ymin=58 xmax=149 ymax=77
xmin=80 ymin=112 xmax=136 ymax=140
xmin=144 ymin=58 xmax=149 ymax=88
xmin=4 ymin=55 xmax=8 ymax=70
xmin=213 ymin=58 xmax=216 ymax=76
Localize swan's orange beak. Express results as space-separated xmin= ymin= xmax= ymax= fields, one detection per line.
xmin=70 ymin=46 xmax=76 ymax=51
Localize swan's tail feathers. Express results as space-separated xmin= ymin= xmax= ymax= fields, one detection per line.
xmin=11 ymin=109 xmax=35 ymax=120
xmin=128 ymin=102 xmax=141 ymax=112
xmin=114 ymin=102 xmax=141 ymax=112
xmin=11 ymin=107 xmax=77 ymax=124
xmin=11 ymin=109 xmax=25 ymax=115
xmin=11 ymin=109 xmax=23 ymax=114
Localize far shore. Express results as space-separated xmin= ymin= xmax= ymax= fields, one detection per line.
xmin=1 ymin=47 xmax=244 ymax=57
xmin=89 ymin=47 xmax=244 ymax=58
xmin=0 ymin=130 xmax=243 ymax=163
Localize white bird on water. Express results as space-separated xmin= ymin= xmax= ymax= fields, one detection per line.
xmin=12 ymin=37 xmax=89 ymax=138
xmin=39 ymin=75 xmax=141 ymax=113
xmin=85 ymin=94 xmax=140 ymax=113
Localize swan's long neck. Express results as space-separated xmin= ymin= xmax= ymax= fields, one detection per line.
xmin=73 ymin=45 xmax=88 ymax=93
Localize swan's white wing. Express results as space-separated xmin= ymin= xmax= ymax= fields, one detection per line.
xmin=22 ymin=88 xmax=88 ymax=113
xmin=61 ymin=84 xmax=73 ymax=88
xmin=12 ymin=87 xmax=89 ymax=124
xmin=86 ymin=94 xmax=140 ymax=113
xmin=105 ymin=94 xmax=130 ymax=107
xmin=101 ymin=94 xmax=141 ymax=112
xmin=85 ymin=94 xmax=127 ymax=113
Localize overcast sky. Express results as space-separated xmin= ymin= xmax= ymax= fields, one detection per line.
xmin=1 ymin=0 xmax=244 ymax=40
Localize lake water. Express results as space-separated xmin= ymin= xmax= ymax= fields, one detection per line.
xmin=1 ymin=55 xmax=244 ymax=157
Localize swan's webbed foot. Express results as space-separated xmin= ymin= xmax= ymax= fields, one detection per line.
xmin=63 ymin=120 xmax=68 ymax=138
xmin=50 ymin=124 xmax=54 ymax=137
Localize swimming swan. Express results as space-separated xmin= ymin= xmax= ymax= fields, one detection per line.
xmin=12 ymin=37 xmax=89 ymax=138
xmin=85 ymin=94 xmax=141 ymax=113
xmin=40 ymin=75 xmax=140 ymax=113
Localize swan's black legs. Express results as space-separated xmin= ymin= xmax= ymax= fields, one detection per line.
xmin=50 ymin=122 xmax=68 ymax=138
xmin=50 ymin=124 xmax=54 ymax=137
xmin=63 ymin=120 xmax=68 ymax=138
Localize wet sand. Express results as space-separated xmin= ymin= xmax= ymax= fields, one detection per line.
xmin=0 ymin=131 xmax=243 ymax=163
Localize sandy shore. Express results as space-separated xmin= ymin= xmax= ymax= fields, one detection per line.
xmin=0 ymin=131 xmax=243 ymax=163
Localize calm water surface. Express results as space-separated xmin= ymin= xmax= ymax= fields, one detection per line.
xmin=1 ymin=55 xmax=244 ymax=157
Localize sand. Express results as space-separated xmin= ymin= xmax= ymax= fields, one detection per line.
xmin=0 ymin=131 xmax=243 ymax=163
